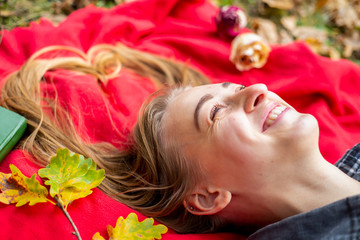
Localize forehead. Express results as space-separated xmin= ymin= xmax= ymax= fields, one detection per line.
xmin=160 ymin=86 xmax=211 ymax=158
xmin=166 ymin=84 xmax=220 ymax=119
xmin=171 ymin=83 xmax=222 ymax=107
xmin=163 ymin=84 xmax=221 ymax=135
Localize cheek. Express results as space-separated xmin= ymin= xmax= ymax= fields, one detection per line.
xmin=203 ymin=116 xmax=274 ymax=186
xmin=217 ymin=116 xmax=257 ymax=145
xmin=213 ymin=120 xmax=263 ymax=170
xmin=205 ymin=145 xmax=271 ymax=191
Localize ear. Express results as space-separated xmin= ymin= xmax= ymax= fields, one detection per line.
xmin=184 ymin=187 xmax=231 ymax=216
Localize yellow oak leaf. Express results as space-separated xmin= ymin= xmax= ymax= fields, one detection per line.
xmin=0 ymin=164 xmax=49 ymax=206
xmin=92 ymin=212 xmax=168 ymax=240
xmin=92 ymin=232 xmax=105 ymax=240
xmin=38 ymin=148 xmax=105 ymax=209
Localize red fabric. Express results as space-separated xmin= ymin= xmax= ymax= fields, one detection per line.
xmin=0 ymin=0 xmax=360 ymax=239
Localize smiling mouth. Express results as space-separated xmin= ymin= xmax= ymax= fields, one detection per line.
xmin=263 ymin=104 xmax=287 ymax=131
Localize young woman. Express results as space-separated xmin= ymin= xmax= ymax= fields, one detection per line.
xmin=155 ymin=82 xmax=360 ymax=238
xmin=1 ymin=44 xmax=360 ymax=238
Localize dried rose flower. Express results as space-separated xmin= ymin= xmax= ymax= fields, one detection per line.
xmin=230 ymin=33 xmax=271 ymax=71
xmin=215 ymin=6 xmax=247 ymax=38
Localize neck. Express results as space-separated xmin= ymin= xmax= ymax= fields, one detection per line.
xmin=278 ymin=157 xmax=360 ymax=216
xmin=226 ymin=149 xmax=360 ymax=228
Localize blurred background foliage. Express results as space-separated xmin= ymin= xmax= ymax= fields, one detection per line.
xmin=1 ymin=0 xmax=360 ymax=64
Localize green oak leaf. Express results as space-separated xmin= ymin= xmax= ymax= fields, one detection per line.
xmin=92 ymin=212 xmax=168 ymax=240
xmin=38 ymin=148 xmax=105 ymax=209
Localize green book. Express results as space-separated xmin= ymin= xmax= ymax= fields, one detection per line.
xmin=0 ymin=107 xmax=27 ymax=162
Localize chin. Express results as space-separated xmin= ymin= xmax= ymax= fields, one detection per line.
xmin=273 ymin=111 xmax=319 ymax=136
xmin=298 ymin=113 xmax=319 ymax=136
xmin=285 ymin=113 xmax=320 ymax=152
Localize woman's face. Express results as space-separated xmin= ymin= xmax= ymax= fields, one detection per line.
xmin=162 ymin=83 xmax=319 ymax=196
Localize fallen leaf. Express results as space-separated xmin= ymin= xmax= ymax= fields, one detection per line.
xmin=41 ymin=12 xmax=67 ymax=26
xmin=38 ymin=148 xmax=105 ymax=209
xmin=0 ymin=10 xmax=16 ymax=17
xmin=262 ymin=0 xmax=295 ymax=10
xmin=279 ymin=29 xmax=294 ymax=44
xmin=0 ymin=165 xmax=49 ymax=206
xmin=324 ymin=0 xmax=360 ymax=29
xmin=92 ymin=232 xmax=106 ymax=240
xmin=292 ymin=26 xmax=328 ymax=43
xmin=280 ymin=16 xmax=297 ymax=32
xmin=93 ymin=212 xmax=168 ymax=240
xmin=340 ymin=32 xmax=360 ymax=58
xmin=315 ymin=0 xmax=329 ymax=11
xmin=55 ymin=0 xmax=94 ymax=15
xmin=115 ymin=0 xmax=127 ymax=4
xmin=251 ymin=17 xmax=279 ymax=44
xmin=328 ymin=46 xmax=341 ymax=60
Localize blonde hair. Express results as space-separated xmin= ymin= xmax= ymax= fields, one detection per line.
xmin=0 ymin=44 xmax=224 ymax=233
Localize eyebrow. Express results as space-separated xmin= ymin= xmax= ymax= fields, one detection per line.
xmin=194 ymin=94 xmax=214 ymax=131
xmin=221 ymin=82 xmax=232 ymax=88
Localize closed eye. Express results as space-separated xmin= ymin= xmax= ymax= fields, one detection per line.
xmin=210 ymin=104 xmax=225 ymax=121
xmin=235 ymin=85 xmax=246 ymax=92
xmin=209 ymin=84 xmax=245 ymax=122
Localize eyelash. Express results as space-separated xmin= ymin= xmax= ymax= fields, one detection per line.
xmin=209 ymin=84 xmax=246 ymax=121
xmin=210 ymin=104 xmax=224 ymax=121
xmin=237 ymin=85 xmax=246 ymax=92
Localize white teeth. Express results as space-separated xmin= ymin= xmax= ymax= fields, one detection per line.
xmin=272 ymin=108 xmax=284 ymax=115
xmin=268 ymin=113 xmax=278 ymax=120
xmin=266 ymin=118 xmax=274 ymax=126
xmin=264 ymin=104 xmax=287 ymax=130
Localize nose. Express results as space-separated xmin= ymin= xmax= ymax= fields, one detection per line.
xmin=232 ymin=84 xmax=268 ymax=113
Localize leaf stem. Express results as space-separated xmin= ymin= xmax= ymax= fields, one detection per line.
xmin=55 ymin=196 xmax=82 ymax=240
